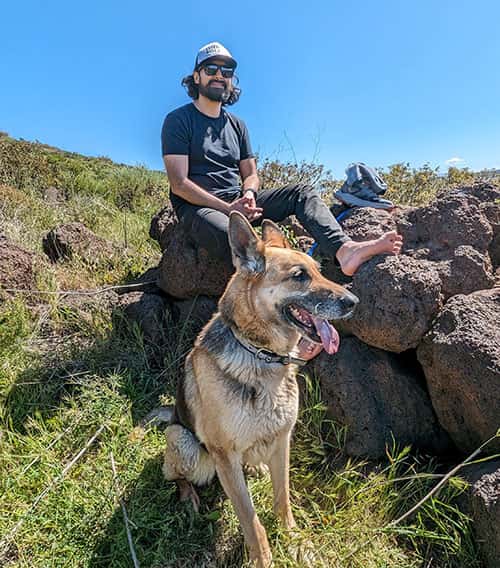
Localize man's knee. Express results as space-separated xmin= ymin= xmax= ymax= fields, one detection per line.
xmin=299 ymin=183 xmax=317 ymax=194
xmin=274 ymin=183 xmax=317 ymax=205
xmin=295 ymin=184 xmax=318 ymax=202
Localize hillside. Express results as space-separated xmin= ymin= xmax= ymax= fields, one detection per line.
xmin=1 ymin=136 xmax=497 ymax=567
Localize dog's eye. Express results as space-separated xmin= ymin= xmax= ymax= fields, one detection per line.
xmin=291 ymin=268 xmax=309 ymax=281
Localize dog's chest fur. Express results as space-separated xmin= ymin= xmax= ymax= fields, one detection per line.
xmin=186 ymin=317 xmax=300 ymax=462
xmin=223 ymin=367 xmax=299 ymax=461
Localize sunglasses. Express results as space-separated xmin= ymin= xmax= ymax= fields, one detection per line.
xmin=201 ymin=63 xmax=235 ymax=78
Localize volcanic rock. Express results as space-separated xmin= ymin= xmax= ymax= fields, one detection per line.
xmin=336 ymin=206 xmax=398 ymax=241
xmin=149 ymin=204 xmax=178 ymax=251
xmin=434 ymin=246 xmax=495 ymax=299
xmin=398 ymin=191 xmax=492 ymax=255
xmin=311 ymin=337 xmax=451 ymax=458
xmin=116 ymin=267 xmax=162 ymax=295
xmin=150 ymin=204 xmax=234 ymax=299
xmin=417 ymin=288 xmax=500 ymax=454
xmin=0 ymin=235 xmax=38 ymax=297
xmin=342 ymin=255 xmax=443 ymax=352
xmin=480 ymin=198 xmax=500 ymax=269
xmin=395 ymin=187 xmax=496 ymax=298
xmin=42 ymin=222 xmax=115 ymax=264
xmin=157 ymin=222 xmax=233 ymax=299
xmin=460 ymin=459 xmax=500 ymax=568
xmin=117 ymin=291 xmax=170 ymax=344
xmin=171 ymin=295 xmax=218 ymax=336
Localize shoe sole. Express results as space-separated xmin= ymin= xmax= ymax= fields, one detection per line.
xmin=335 ymin=191 xmax=394 ymax=210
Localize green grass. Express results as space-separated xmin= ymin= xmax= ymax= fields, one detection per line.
xmin=0 ymin=294 xmax=481 ymax=567
xmin=0 ymin=137 xmax=484 ymax=567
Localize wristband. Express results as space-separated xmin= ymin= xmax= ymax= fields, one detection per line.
xmin=241 ymin=188 xmax=258 ymax=200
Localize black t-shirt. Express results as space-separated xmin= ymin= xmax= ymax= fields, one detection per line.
xmin=161 ymin=103 xmax=255 ymax=209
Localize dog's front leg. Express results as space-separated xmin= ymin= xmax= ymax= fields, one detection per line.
xmin=212 ymin=449 xmax=272 ymax=567
xmin=268 ymin=431 xmax=296 ymax=529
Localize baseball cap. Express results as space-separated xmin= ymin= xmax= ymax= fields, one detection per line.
xmin=194 ymin=41 xmax=237 ymax=70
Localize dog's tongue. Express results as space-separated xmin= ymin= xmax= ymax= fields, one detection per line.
xmin=311 ymin=316 xmax=340 ymax=354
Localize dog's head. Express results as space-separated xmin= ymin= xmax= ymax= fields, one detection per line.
xmin=220 ymin=212 xmax=358 ymax=355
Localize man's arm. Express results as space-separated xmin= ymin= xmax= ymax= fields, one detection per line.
xmin=239 ymin=158 xmax=260 ymax=195
xmin=163 ymin=155 xmax=231 ymax=213
xmin=164 ymin=155 xmax=262 ymax=220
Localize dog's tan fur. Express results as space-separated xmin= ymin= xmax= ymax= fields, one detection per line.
xmin=163 ymin=212 xmax=357 ymax=566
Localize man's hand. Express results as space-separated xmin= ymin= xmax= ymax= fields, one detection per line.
xmin=228 ymin=191 xmax=262 ymax=221
xmin=242 ymin=189 xmax=262 ymax=221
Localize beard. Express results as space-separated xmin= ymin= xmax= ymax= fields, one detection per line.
xmin=198 ymin=80 xmax=231 ymax=103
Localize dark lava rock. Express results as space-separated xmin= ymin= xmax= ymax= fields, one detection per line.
xmin=149 ymin=204 xmax=178 ymax=251
xmin=342 ymin=255 xmax=443 ymax=352
xmin=311 ymin=337 xmax=451 ymax=458
xmin=116 ymin=267 xmax=162 ymax=295
xmin=398 ymin=191 xmax=493 ymax=256
xmin=157 ymin=222 xmax=233 ymax=299
xmin=0 ymin=235 xmax=38 ymax=297
xmin=460 ymin=459 xmax=500 ymax=568
xmin=336 ymin=206 xmax=398 ymax=241
xmin=446 ymin=180 xmax=500 ymax=204
xmin=480 ymin=199 xmax=500 ymax=269
xmin=417 ymin=288 xmax=500 ymax=455
xmin=117 ymin=291 xmax=170 ymax=344
xmin=171 ymin=295 xmax=218 ymax=336
xmin=43 ymin=222 xmax=115 ymax=264
xmin=395 ymin=188 xmax=496 ymax=299
xmin=435 ymin=245 xmax=495 ymax=299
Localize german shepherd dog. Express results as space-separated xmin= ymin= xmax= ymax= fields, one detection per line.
xmin=163 ymin=212 xmax=358 ymax=567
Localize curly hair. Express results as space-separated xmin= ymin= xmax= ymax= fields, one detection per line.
xmin=181 ymin=74 xmax=241 ymax=106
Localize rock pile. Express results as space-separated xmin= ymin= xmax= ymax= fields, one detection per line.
xmin=119 ymin=183 xmax=500 ymax=565
xmin=313 ymin=336 xmax=450 ymax=458
xmin=147 ymin=183 xmax=499 ymax=464
xmin=318 ymin=184 xmax=499 ymax=460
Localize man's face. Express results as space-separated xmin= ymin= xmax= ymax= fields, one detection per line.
xmin=195 ymin=59 xmax=233 ymax=103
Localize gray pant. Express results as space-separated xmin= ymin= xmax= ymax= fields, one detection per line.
xmin=173 ymin=184 xmax=351 ymax=264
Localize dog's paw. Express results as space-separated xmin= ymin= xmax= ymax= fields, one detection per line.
xmin=287 ymin=532 xmax=319 ymax=567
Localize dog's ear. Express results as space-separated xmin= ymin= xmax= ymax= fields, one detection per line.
xmin=228 ymin=212 xmax=265 ymax=274
xmin=261 ymin=219 xmax=291 ymax=249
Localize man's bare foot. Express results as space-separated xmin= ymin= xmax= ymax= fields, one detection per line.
xmin=336 ymin=231 xmax=403 ymax=276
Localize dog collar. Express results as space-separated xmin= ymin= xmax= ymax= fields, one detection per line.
xmin=230 ymin=329 xmax=308 ymax=367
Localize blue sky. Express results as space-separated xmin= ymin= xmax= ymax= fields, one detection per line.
xmin=2 ymin=0 xmax=499 ymax=178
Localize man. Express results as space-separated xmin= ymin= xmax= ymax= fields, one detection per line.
xmin=161 ymin=41 xmax=402 ymax=279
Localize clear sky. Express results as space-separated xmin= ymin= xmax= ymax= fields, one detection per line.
xmin=2 ymin=0 xmax=499 ymax=177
